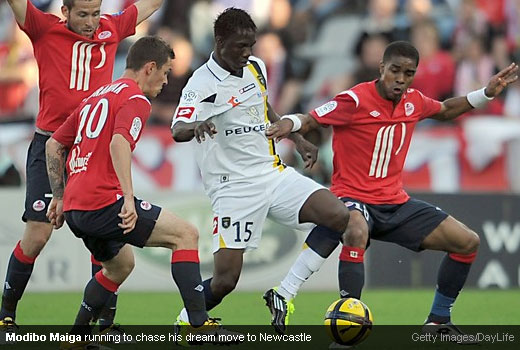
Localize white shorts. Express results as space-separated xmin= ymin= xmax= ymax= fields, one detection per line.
xmin=210 ymin=167 xmax=324 ymax=253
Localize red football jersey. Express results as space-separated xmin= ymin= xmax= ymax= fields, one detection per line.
xmin=20 ymin=0 xmax=137 ymax=131
xmin=52 ymin=78 xmax=151 ymax=211
xmin=310 ymin=80 xmax=442 ymax=204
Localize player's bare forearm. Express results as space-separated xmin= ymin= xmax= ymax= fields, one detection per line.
xmin=430 ymin=96 xmax=473 ymax=121
xmin=45 ymin=138 xmax=66 ymax=199
xmin=171 ymin=121 xmax=196 ymax=142
xmin=299 ymin=113 xmax=321 ymax=134
xmin=7 ymin=0 xmax=27 ymax=26
xmin=172 ymin=120 xmax=217 ymax=143
xmin=135 ymin=0 xmax=164 ymax=25
xmin=110 ymin=134 xmax=134 ymax=199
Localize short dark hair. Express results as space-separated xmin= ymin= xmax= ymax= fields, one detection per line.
xmin=214 ymin=7 xmax=257 ymax=39
xmin=63 ymin=0 xmax=98 ymax=10
xmin=383 ymin=41 xmax=420 ymax=66
xmin=126 ymin=36 xmax=175 ymax=71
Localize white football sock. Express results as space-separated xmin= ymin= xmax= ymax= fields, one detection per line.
xmin=278 ymin=246 xmax=326 ymax=300
xmin=179 ymin=308 xmax=189 ymax=323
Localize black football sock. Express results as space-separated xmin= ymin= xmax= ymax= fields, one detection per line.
xmin=427 ymin=252 xmax=476 ymax=324
xmin=305 ymin=225 xmax=342 ymax=258
xmin=91 ymin=256 xmax=118 ymax=331
xmin=338 ymin=246 xmax=365 ymax=299
xmin=71 ymin=271 xmax=119 ymax=336
xmin=0 ymin=241 xmax=37 ymax=320
xmin=201 ymin=278 xmax=223 ymax=311
xmin=171 ymin=250 xmax=207 ymax=327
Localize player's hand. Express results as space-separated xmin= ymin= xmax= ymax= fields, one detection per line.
xmin=194 ymin=121 xmax=217 ymax=143
xmin=266 ymin=119 xmax=293 ymax=142
xmin=119 ymin=197 xmax=137 ymax=234
xmin=293 ymin=136 xmax=318 ymax=169
xmin=47 ymin=197 xmax=64 ymax=229
xmin=485 ymin=63 xmax=519 ymax=97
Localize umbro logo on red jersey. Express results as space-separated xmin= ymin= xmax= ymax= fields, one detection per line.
xmin=369 ymin=110 xmax=380 ymax=118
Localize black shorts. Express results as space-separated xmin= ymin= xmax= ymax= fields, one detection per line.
xmin=65 ymin=198 xmax=162 ymax=262
xmin=343 ymin=197 xmax=449 ymax=252
xmin=23 ymin=133 xmax=52 ymax=223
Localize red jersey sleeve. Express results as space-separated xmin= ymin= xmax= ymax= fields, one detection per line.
xmin=20 ymin=0 xmax=60 ymax=42
xmin=52 ymin=109 xmax=79 ymax=148
xmin=105 ymin=5 xmax=138 ymax=41
xmin=113 ymin=96 xmax=151 ymax=149
xmin=309 ymin=92 xmax=358 ymax=126
xmin=418 ymin=91 xmax=442 ymax=120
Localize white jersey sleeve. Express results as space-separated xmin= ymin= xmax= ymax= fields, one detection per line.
xmin=171 ymin=73 xmax=216 ymax=127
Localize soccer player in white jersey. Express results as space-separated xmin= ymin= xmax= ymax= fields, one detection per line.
xmin=171 ymin=7 xmax=351 ymax=331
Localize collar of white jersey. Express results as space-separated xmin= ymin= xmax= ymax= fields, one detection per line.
xmin=206 ymin=52 xmax=233 ymax=82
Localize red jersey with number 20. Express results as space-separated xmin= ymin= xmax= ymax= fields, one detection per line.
xmin=20 ymin=0 xmax=137 ymax=131
xmin=310 ymin=80 xmax=442 ymax=204
xmin=52 ymin=78 xmax=151 ymax=211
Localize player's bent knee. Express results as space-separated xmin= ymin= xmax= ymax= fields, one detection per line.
xmin=463 ymin=231 xmax=480 ymax=254
xmin=174 ymin=223 xmax=199 ymax=250
xmin=21 ymin=224 xmax=53 ymax=257
xmin=344 ymin=226 xmax=368 ymax=247
xmin=326 ymin=204 xmax=350 ymax=233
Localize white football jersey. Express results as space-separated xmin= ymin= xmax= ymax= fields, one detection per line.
xmin=172 ymin=54 xmax=286 ymax=197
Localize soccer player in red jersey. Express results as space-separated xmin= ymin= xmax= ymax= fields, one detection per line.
xmin=0 ymin=0 xmax=164 ymax=338
xmin=266 ymin=41 xmax=518 ymax=336
xmin=45 ymin=36 xmax=237 ymax=348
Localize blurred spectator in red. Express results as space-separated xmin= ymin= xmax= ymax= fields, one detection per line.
xmin=0 ymin=20 xmax=37 ymax=121
xmin=411 ymin=20 xmax=456 ymax=100
xmin=475 ymin=0 xmax=506 ymax=27
xmin=505 ymin=0 xmax=520 ymax=52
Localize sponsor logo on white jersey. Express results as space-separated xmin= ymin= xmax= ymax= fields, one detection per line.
xmin=69 ymin=146 xmax=92 ymax=175
xmin=70 ymin=41 xmax=107 ymax=91
xmin=227 ymin=96 xmax=240 ymax=108
xmin=174 ymin=107 xmax=195 ymax=122
xmin=182 ymin=90 xmax=198 ymax=103
xmin=315 ymin=101 xmax=338 ymax=117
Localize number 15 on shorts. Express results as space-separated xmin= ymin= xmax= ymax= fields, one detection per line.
xmin=232 ymin=221 xmax=253 ymax=242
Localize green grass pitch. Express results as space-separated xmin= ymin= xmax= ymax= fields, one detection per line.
xmin=16 ymin=289 xmax=520 ymax=325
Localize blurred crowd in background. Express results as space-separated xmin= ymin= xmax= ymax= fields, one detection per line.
xmin=2 ymin=0 xmax=520 ymax=192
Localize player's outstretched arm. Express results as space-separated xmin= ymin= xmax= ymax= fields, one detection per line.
xmin=110 ymin=134 xmax=137 ymax=234
xmin=266 ymin=113 xmax=320 ymax=142
xmin=266 ymin=102 xmax=318 ymax=168
xmin=134 ymin=0 xmax=163 ymax=26
xmin=431 ymin=63 xmax=519 ymax=121
xmin=7 ymin=0 xmax=28 ymax=26
xmin=171 ymin=120 xmax=217 ymax=143
xmin=45 ymin=137 xmax=67 ymax=229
